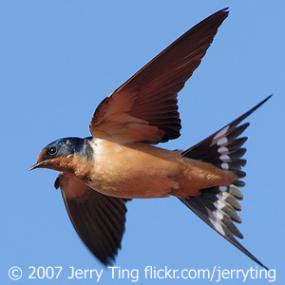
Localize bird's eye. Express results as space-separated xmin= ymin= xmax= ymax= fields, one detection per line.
xmin=47 ymin=146 xmax=57 ymax=156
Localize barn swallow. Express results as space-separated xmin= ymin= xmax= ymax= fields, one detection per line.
xmin=31 ymin=8 xmax=271 ymax=269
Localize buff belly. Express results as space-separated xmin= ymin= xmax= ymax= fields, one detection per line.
xmin=86 ymin=138 xmax=236 ymax=199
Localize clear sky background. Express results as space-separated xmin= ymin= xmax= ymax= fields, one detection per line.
xmin=1 ymin=1 xmax=284 ymax=284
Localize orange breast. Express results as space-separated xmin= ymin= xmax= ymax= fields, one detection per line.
xmin=87 ymin=139 xmax=182 ymax=198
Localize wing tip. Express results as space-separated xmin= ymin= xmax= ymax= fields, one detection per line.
xmin=220 ymin=7 xmax=229 ymax=14
xmin=213 ymin=7 xmax=229 ymax=20
xmin=198 ymin=7 xmax=229 ymax=31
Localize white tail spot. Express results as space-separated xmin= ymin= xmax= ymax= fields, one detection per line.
xmin=220 ymin=154 xmax=231 ymax=162
xmin=218 ymin=146 xmax=229 ymax=154
xmin=221 ymin=162 xmax=229 ymax=170
xmin=217 ymin=137 xmax=228 ymax=146
xmin=219 ymin=186 xmax=228 ymax=191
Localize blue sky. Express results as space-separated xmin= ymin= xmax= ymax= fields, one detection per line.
xmin=1 ymin=1 xmax=284 ymax=284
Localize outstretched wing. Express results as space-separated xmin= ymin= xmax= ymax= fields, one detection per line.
xmin=90 ymin=9 xmax=229 ymax=143
xmin=55 ymin=173 xmax=129 ymax=266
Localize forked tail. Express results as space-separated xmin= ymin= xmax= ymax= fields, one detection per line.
xmin=180 ymin=95 xmax=272 ymax=270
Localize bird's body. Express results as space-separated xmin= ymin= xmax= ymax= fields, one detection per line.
xmin=32 ymin=8 xmax=271 ymax=269
xmin=63 ymin=138 xmax=236 ymax=199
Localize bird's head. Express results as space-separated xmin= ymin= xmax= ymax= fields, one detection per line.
xmin=31 ymin=137 xmax=91 ymax=173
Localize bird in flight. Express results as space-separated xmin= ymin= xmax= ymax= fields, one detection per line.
xmin=31 ymin=8 xmax=271 ymax=269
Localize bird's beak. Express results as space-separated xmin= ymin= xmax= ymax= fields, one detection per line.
xmin=29 ymin=161 xmax=46 ymax=171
